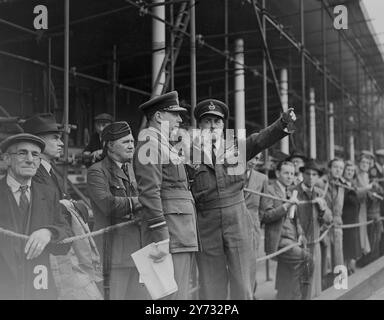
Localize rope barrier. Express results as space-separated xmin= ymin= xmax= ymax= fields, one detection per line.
xmin=244 ymin=188 xmax=317 ymax=205
xmin=0 ymin=219 xmax=138 ymax=244
xmin=1 ymin=188 xmax=383 ymax=264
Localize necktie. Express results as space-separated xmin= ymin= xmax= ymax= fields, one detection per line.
xmin=19 ymin=185 xmax=29 ymax=215
xmin=212 ymin=143 xmax=216 ymax=165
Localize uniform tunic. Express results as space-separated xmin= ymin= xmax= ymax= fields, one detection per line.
xmin=190 ymin=118 xmax=288 ymax=300
xmin=134 ymin=126 xmax=199 ymax=300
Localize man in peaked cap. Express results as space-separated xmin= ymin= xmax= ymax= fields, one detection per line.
xmin=83 ymin=113 xmax=114 ymax=167
xmin=189 ymin=98 xmax=297 ymax=300
xmin=133 ymin=91 xmax=199 ymax=300
xmin=88 ymin=121 xmax=147 ymax=300
xmin=0 ymin=133 xmax=72 ymax=299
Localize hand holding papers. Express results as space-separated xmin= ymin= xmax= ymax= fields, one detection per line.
xmin=131 ymin=240 xmax=178 ymax=300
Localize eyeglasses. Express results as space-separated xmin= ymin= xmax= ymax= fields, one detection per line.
xmin=9 ymin=150 xmax=41 ymax=161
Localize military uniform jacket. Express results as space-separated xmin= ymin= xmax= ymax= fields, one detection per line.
xmin=133 ymin=127 xmax=199 ymax=253
xmin=87 ymin=156 xmax=142 ymax=267
xmin=190 ymin=118 xmax=289 ymax=210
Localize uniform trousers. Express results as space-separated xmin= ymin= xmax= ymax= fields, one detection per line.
xmin=163 ymin=252 xmax=194 ymax=300
xmin=196 ymin=201 xmax=255 ymax=300
xmin=109 ymin=267 xmax=148 ymax=300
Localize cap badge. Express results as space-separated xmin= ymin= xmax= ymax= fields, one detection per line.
xmin=208 ymin=102 xmax=216 ymax=110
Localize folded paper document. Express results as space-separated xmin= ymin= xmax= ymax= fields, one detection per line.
xmin=131 ymin=242 xmax=178 ymax=300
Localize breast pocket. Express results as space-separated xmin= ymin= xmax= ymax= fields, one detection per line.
xmin=109 ymin=184 xmax=126 ymax=197
xmin=193 ymin=166 xmax=210 ymax=192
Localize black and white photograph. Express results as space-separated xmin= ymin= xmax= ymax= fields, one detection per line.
xmin=1 ymin=0 xmax=384 ymax=307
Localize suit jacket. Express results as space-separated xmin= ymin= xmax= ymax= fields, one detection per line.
xmin=87 ymin=156 xmax=142 ymax=267
xmin=33 ymin=164 xmax=66 ymax=200
xmin=261 ymin=180 xmax=302 ymax=255
xmin=133 ymin=127 xmax=199 ymax=253
xmin=0 ymin=178 xmax=72 ymax=300
xmin=245 ymin=169 xmax=268 ymax=219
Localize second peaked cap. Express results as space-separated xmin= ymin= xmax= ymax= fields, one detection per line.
xmin=194 ymin=99 xmax=229 ymax=121
xmin=139 ymin=91 xmax=187 ymax=115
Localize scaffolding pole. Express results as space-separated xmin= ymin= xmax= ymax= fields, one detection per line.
xmin=329 ymin=102 xmax=335 ymax=159
xmin=280 ymin=68 xmax=289 ymax=154
xmin=234 ymin=38 xmax=245 ymax=131
xmin=112 ymin=45 xmax=117 ymax=119
xmin=224 ymin=0 xmax=229 ymax=115
xmin=300 ymin=0 xmax=307 ymax=155
xmin=47 ymin=37 xmax=52 ymax=113
xmin=321 ymin=1 xmax=329 ymax=161
xmin=190 ymin=0 xmax=196 ymax=127
xmin=309 ymin=88 xmax=316 ymax=159
xmin=63 ymin=0 xmax=69 ymax=194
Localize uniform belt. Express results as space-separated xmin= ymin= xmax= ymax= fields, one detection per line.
xmin=160 ymin=189 xmax=194 ymax=200
xmin=196 ymin=192 xmax=244 ymax=210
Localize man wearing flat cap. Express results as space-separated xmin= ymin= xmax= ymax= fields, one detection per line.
xmin=83 ymin=113 xmax=114 ymax=167
xmin=0 ymin=133 xmax=72 ymax=299
xmin=88 ymin=121 xmax=147 ymax=300
xmin=133 ymin=91 xmax=199 ymax=300
xmin=189 ymin=98 xmax=296 ymax=299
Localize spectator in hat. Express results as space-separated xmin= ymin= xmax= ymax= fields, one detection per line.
xmin=365 ymin=152 xmax=383 ymax=264
xmin=87 ymin=121 xmax=147 ymax=300
xmin=342 ymin=161 xmax=362 ymax=274
xmin=0 ymin=133 xmax=72 ymax=299
xmin=355 ymin=152 xmax=375 ymax=266
xmin=321 ymin=158 xmax=346 ymax=287
xmin=374 ymin=149 xmax=384 ymax=256
xmin=83 ymin=113 xmax=114 ymax=167
xmin=22 ymin=113 xmax=66 ymax=199
xmin=286 ymin=151 xmax=307 ymax=185
xmin=133 ymin=91 xmax=199 ymax=300
xmin=23 ymin=113 xmax=103 ymax=299
xmin=295 ymin=159 xmax=332 ymax=299
xmin=189 ymin=98 xmax=297 ymax=300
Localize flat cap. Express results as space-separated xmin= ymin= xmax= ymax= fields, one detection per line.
xmin=0 ymin=133 xmax=45 ymax=153
xmin=23 ymin=113 xmax=62 ymax=135
xmin=375 ymin=149 xmax=384 ymax=157
xmin=299 ymin=158 xmax=324 ymax=176
xmin=94 ymin=113 xmax=113 ymax=123
xmin=194 ymin=99 xmax=229 ymax=121
xmin=139 ymin=91 xmax=186 ymax=115
xmin=101 ymin=121 xmax=131 ymax=143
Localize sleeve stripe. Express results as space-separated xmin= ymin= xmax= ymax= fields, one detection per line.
xmin=149 ymin=221 xmax=167 ymax=229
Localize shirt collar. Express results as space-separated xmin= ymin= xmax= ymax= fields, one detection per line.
xmin=301 ymin=182 xmax=314 ymax=193
xmin=40 ymin=159 xmax=52 ymax=174
xmin=113 ymin=159 xmax=123 ymax=168
xmin=6 ymin=174 xmax=32 ymax=193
